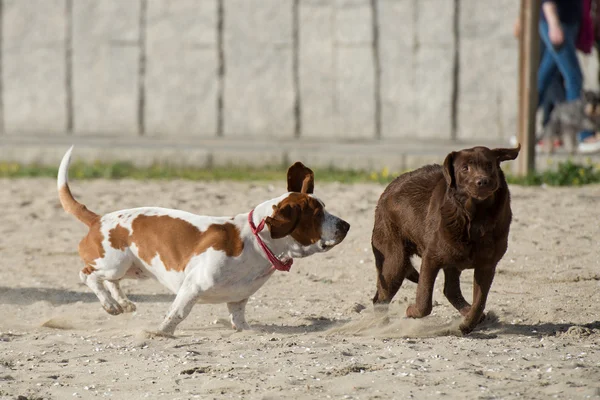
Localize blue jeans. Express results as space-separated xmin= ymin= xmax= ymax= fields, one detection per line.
xmin=538 ymin=20 xmax=583 ymax=102
xmin=539 ymin=41 xmax=566 ymax=126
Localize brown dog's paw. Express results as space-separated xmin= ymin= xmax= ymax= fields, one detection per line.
xmin=459 ymin=313 xmax=487 ymax=335
xmin=459 ymin=322 xmax=474 ymax=335
xmin=405 ymin=304 xmax=428 ymax=318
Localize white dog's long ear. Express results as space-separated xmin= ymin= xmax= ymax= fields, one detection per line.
xmin=287 ymin=162 xmax=314 ymax=194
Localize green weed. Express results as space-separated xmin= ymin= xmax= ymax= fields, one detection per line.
xmin=506 ymin=160 xmax=600 ymax=186
xmin=1 ymin=160 xmax=599 ymax=186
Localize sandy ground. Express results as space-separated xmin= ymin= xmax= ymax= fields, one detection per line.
xmin=1 ymin=177 xmax=599 ymax=400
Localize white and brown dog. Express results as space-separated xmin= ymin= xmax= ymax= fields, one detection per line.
xmin=57 ymin=146 xmax=350 ymax=335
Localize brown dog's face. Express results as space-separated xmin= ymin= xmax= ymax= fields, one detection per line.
xmin=443 ymin=145 xmax=520 ymax=200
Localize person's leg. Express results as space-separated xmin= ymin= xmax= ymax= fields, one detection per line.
xmin=539 ymin=21 xmax=583 ymax=101
xmin=580 ymin=40 xmax=600 ymax=149
xmin=540 ymin=20 xmax=589 ymax=149
xmin=536 ymin=32 xmax=565 ymax=147
xmin=538 ymin=23 xmax=562 ymax=106
xmin=542 ymin=73 xmax=566 ymax=126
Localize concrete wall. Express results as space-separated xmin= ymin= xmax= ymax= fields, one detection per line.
xmin=0 ymin=0 xmax=598 ymax=142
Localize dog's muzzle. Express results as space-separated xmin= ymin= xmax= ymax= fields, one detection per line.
xmin=318 ymin=218 xmax=350 ymax=251
xmin=337 ymin=219 xmax=350 ymax=238
xmin=331 ymin=219 xmax=351 ymax=245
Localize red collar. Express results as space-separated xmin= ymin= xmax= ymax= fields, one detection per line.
xmin=248 ymin=209 xmax=293 ymax=272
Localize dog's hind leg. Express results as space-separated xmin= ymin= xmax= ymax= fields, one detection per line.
xmin=80 ymin=268 xmax=123 ymax=315
xmin=372 ymin=242 xmax=412 ymax=308
xmin=227 ymin=298 xmax=250 ymax=331
xmin=442 ymin=268 xmax=471 ymax=315
xmin=104 ymin=280 xmax=136 ymax=313
xmin=406 ymin=255 xmax=441 ymax=318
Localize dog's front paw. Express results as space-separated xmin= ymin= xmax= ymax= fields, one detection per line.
xmin=120 ymin=300 xmax=137 ymax=313
xmin=231 ymin=321 xmax=251 ymax=331
xmin=145 ymin=329 xmax=176 ymax=339
xmin=459 ymin=314 xmax=487 ymax=335
xmin=102 ymin=302 xmax=124 ymax=316
xmin=156 ymin=323 xmax=176 ymax=337
xmin=406 ymin=303 xmax=430 ymax=318
xmin=405 ymin=304 xmax=418 ymax=318
xmin=459 ymin=322 xmax=474 ymax=335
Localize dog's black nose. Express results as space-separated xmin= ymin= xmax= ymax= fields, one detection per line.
xmin=476 ymin=177 xmax=489 ymax=187
xmin=337 ymin=220 xmax=350 ymax=234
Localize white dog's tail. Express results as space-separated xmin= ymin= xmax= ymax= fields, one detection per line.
xmin=57 ymin=146 xmax=99 ymax=227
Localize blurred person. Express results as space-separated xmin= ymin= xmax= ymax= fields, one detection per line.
xmin=537 ymin=0 xmax=583 ymax=104
xmin=539 ymin=0 xmax=600 ymax=154
xmin=513 ymin=0 xmax=600 ymax=152
xmin=578 ymin=0 xmax=600 ymax=152
xmin=539 ymin=43 xmax=566 ymax=128
xmin=513 ymin=6 xmax=566 ymax=147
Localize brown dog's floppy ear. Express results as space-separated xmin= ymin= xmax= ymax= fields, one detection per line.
xmin=492 ymin=144 xmax=521 ymax=163
xmin=287 ymin=162 xmax=314 ymax=194
xmin=443 ymin=152 xmax=456 ymax=188
xmin=266 ymin=203 xmax=301 ymax=239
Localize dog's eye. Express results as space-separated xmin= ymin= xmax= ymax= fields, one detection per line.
xmin=462 ymin=165 xmax=469 ymax=172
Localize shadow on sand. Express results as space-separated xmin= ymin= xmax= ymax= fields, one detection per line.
xmin=0 ymin=286 xmax=173 ymax=306
xmin=251 ymin=317 xmax=344 ymax=335
xmin=490 ymin=320 xmax=600 ymax=337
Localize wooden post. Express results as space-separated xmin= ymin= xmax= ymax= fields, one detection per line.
xmin=516 ymin=0 xmax=540 ymax=176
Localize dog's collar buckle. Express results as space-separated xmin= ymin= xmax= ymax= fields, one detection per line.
xmin=248 ymin=209 xmax=293 ymax=272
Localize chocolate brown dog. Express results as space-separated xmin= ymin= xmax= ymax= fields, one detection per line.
xmin=371 ymin=145 xmax=520 ymax=334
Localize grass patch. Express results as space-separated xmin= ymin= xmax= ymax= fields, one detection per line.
xmin=1 ymin=160 xmax=599 ymax=186
xmin=506 ymin=160 xmax=600 ymax=186
xmin=0 ymin=161 xmax=394 ymax=184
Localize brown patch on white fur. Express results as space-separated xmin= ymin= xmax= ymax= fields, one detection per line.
xmin=81 ymin=265 xmax=96 ymax=275
xmin=266 ymin=193 xmax=323 ymax=245
xmin=78 ymin=221 xmax=105 ymax=267
xmin=130 ymin=215 xmax=244 ymax=272
xmin=205 ymin=223 xmax=245 ymax=257
xmin=109 ymin=224 xmax=131 ymax=250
